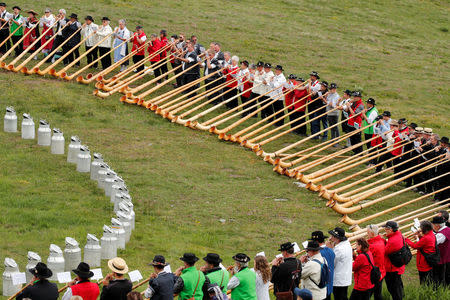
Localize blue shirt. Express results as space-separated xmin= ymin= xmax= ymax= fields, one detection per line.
xmin=320 ymin=246 xmax=335 ymax=296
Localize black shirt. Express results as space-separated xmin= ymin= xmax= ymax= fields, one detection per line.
xmin=16 ymin=279 xmax=59 ymax=300
xmin=271 ymin=257 xmax=302 ymax=300
xmin=100 ymin=278 xmax=132 ymax=300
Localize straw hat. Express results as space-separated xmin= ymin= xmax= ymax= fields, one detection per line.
xmin=107 ymin=257 xmax=129 ymax=274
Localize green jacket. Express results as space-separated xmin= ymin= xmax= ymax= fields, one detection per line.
xmin=179 ymin=266 xmax=205 ymax=300
xmin=231 ymin=267 xmax=257 ymax=300
xmin=362 ymin=106 xmax=378 ymax=134
xmin=205 ymin=268 xmax=229 ymax=293
xmin=10 ymin=15 xmax=23 ymax=36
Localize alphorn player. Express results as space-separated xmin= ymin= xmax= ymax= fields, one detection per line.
xmin=62 ymin=13 xmax=81 ymax=66
xmin=159 ymin=29 xmax=169 ymax=79
xmin=39 ymin=8 xmax=55 ymax=57
xmin=113 ymin=19 xmax=131 ymax=72
xmin=362 ymin=97 xmax=379 ymax=163
xmin=10 ymin=6 xmax=24 ymax=57
xmin=49 ymin=9 xmax=68 ymax=63
xmin=131 ymin=25 xmax=147 ymax=73
xmin=177 ymin=41 xmax=201 ymax=97
xmin=173 ymin=253 xmax=208 ymax=300
xmin=289 ymin=75 xmax=309 ymax=135
xmin=100 ymin=257 xmax=132 ymax=300
xmin=23 ymin=10 xmax=40 ymax=56
xmin=315 ymin=81 xmax=330 ymax=141
xmin=61 ymin=262 xmax=100 ymax=300
xmin=147 ymin=33 xmax=162 ymax=81
xmin=268 ymin=65 xmax=287 ymax=126
xmin=238 ymin=61 xmax=254 ymax=117
xmin=431 ymin=215 xmax=450 ymax=287
xmin=203 ymin=48 xmax=223 ymax=104
xmin=249 ymin=61 xmax=265 ymax=117
xmin=97 ymin=17 xmax=113 ymax=70
xmin=222 ymin=55 xmax=240 ymax=109
xmin=81 ymin=16 xmax=99 ymax=69
xmin=260 ymin=63 xmax=274 ymax=119
xmin=326 ymin=83 xmax=341 ymax=145
xmin=16 ymin=262 xmax=58 ymax=300
xmin=144 ymin=255 xmax=177 ymax=300
xmin=0 ymin=2 xmax=12 ymax=55
xmin=347 ymin=91 xmax=365 ymax=153
xmin=338 ymin=89 xmax=353 ymax=147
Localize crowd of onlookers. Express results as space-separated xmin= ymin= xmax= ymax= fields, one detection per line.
xmin=15 ymin=210 xmax=450 ymax=300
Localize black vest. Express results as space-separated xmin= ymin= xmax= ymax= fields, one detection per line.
xmin=150 ymin=272 xmax=176 ymax=300
xmin=184 ymin=51 xmax=199 ymax=75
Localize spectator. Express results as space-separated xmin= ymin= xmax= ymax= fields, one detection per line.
xmin=299 ymin=241 xmax=327 ymax=300
xmin=100 ymin=257 xmax=132 ymax=300
xmin=127 ymin=291 xmax=143 ymax=300
xmin=201 ymin=253 xmax=229 ymax=293
xmin=271 ymin=242 xmax=302 ymax=300
xmin=61 ymin=262 xmax=100 ymax=300
xmin=382 ymin=221 xmax=405 ymax=300
xmin=227 ymin=253 xmax=257 ymax=300
xmin=144 ymin=255 xmax=177 ymax=300
xmin=366 ymin=224 xmax=385 ymax=300
xmin=174 ymin=253 xmax=207 ymax=300
xmin=254 ymin=255 xmax=271 ymax=300
xmin=16 ymin=262 xmax=58 ymax=300
xmin=207 ymin=283 xmax=228 ymax=300
xmin=327 ymin=227 xmax=352 ymax=300
xmin=310 ymin=231 xmax=335 ymax=300
xmin=293 ymin=288 xmax=312 ymax=300
xmin=431 ymin=216 xmax=450 ymax=286
xmin=350 ymin=238 xmax=375 ymax=300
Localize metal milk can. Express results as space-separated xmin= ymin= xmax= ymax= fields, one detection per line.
xmin=101 ymin=225 xmax=118 ymax=259
xmin=76 ymin=145 xmax=91 ymax=173
xmin=21 ymin=113 xmax=35 ymax=139
xmin=2 ymin=258 xmax=21 ymax=296
xmin=90 ymin=153 xmax=104 ymax=180
xmin=111 ymin=218 xmax=126 ymax=250
xmin=64 ymin=237 xmax=82 ymax=271
xmin=50 ymin=128 xmax=65 ymax=155
xmin=4 ymin=106 xmax=17 ymax=133
xmin=67 ymin=136 xmax=81 ymax=163
xmin=25 ymin=251 xmax=41 ymax=282
xmin=37 ymin=120 xmax=51 ymax=146
xmin=46 ymin=244 xmax=65 ymax=281
xmin=84 ymin=234 xmax=101 ymax=268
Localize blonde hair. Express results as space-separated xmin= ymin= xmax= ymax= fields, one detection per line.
xmin=254 ymin=256 xmax=271 ymax=283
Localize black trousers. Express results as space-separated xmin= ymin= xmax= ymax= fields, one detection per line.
xmin=49 ymin=35 xmax=65 ymax=61
xmin=223 ymin=87 xmax=238 ymax=109
xmin=182 ymin=73 xmax=200 ymax=97
xmin=289 ymin=110 xmax=306 ymax=135
xmin=159 ymin=60 xmax=168 ymax=80
xmin=385 ymin=272 xmax=404 ymax=300
xmin=171 ymin=62 xmax=182 ymax=87
xmin=0 ymin=28 xmax=10 ymax=54
xmin=433 ymin=262 xmax=450 ymax=286
xmin=11 ymin=35 xmax=23 ymax=56
xmin=151 ymin=60 xmax=162 ymax=82
xmin=98 ymin=46 xmax=111 ymax=70
xmin=419 ymin=270 xmax=433 ymax=285
xmin=371 ymin=278 xmax=383 ymax=300
xmin=241 ymin=95 xmax=254 ymax=117
xmin=258 ymin=95 xmax=271 ymax=119
xmin=249 ymin=92 xmax=262 ymax=116
xmin=349 ymin=127 xmax=363 ymax=154
xmin=86 ymin=45 xmax=98 ymax=68
xmin=364 ymin=133 xmax=373 ymax=150
xmin=349 ymin=289 xmax=371 ymax=300
xmin=272 ymin=100 xmax=285 ymax=126
xmin=333 ymin=286 xmax=349 ymax=300
xmin=376 ymin=150 xmax=393 ymax=172
xmin=63 ymin=45 xmax=79 ymax=65
xmin=133 ymin=54 xmax=145 ymax=72
xmin=205 ymin=78 xmax=222 ymax=103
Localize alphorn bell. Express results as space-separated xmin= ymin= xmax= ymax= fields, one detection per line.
xmin=0 ymin=22 xmax=40 ymax=65
xmin=0 ymin=26 xmax=25 ymax=61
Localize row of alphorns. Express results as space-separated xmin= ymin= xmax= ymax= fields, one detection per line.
xmin=2 ymin=106 xmax=136 ymax=297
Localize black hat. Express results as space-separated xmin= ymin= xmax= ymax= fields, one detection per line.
xmin=381 ymin=221 xmax=399 ymax=231
xmin=431 ymin=216 xmax=446 ymax=224
xmin=275 ymin=65 xmax=283 ymax=71
xmin=328 ymin=227 xmax=347 ymax=241
xmin=102 ymin=16 xmax=110 ymax=21
xmin=343 ymin=89 xmax=352 ymax=96
xmin=382 ymin=111 xmax=391 ymax=117
xmin=85 ymin=16 xmax=94 ymax=22
xmin=149 ymin=255 xmax=168 ymax=267
xmin=330 ymin=83 xmax=338 ymax=89
xmin=180 ymin=253 xmax=199 ymax=264
xmin=409 ymin=122 xmax=418 ymax=129
xmin=72 ymin=262 xmax=94 ymax=278
xmin=264 ymin=63 xmax=272 ymax=68
xmin=440 ymin=136 xmax=449 ymax=145
xmin=288 ymin=74 xmax=297 ymax=80
xmin=310 ymin=231 xmax=328 ymax=243
xmin=278 ymin=242 xmax=294 ymax=252
xmin=256 ymin=61 xmax=264 ymax=67
xmin=12 ymin=6 xmax=20 ymax=10
xmin=309 ymin=71 xmax=320 ymax=79
xmin=321 ymin=81 xmax=328 ymax=88
xmin=69 ymin=13 xmax=78 ymax=19
xmin=375 ymin=115 xmax=383 ymax=121
xmin=0 ymin=3 xmax=6 ymax=8
xmin=398 ymin=118 xmax=408 ymax=125
xmin=297 ymin=77 xmax=305 ymax=82
xmin=366 ymin=98 xmax=376 ymax=105
xmin=171 ymin=34 xmax=178 ymax=39
xmin=241 ymin=60 xmax=249 ymax=67
xmin=232 ymin=253 xmax=250 ymax=263
xmin=203 ymin=253 xmax=222 ymax=265
xmin=136 ymin=25 xmax=143 ymax=30
xmin=352 ymin=91 xmax=362 ymax=97
xmin=305 ymin=240 xmax=321 ymax=251
xmin=29 ymin=262 xmax=53 ymax=279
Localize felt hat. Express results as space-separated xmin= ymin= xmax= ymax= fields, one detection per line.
xmin=27 ymin=10 xmax=38 ymax=15
xmin=382 ymin=111 xmax=391 ymax=117
xmin=256 ymin=61 xmax=264 ymax=67
xmin=389 ymin=119 xmax=399 ymax=127
xmin=241 ymin=60 xmax=249 ymax=67
xmin=352 ymin=90 xmax=362 ymax=97
xmin=398 ymin=118 xmax=408 ymax=125
xmin=305 ymin=240 xmax=321 ymax=251
xmin=366 ymin=98 xmax=376 ymax=105
xmin=328 ymin=227 xmax=347 ymax=240
xmin=264 ymin=63 xmax=272 ymax=68
xmin=203 ymin=253 xmax=223 ymax=265
xmin=69 ymin=13 xmax=78 ymax=19
xmin=440 ymin=136 xmax=449 ymax=145
xmin=297 ymin=77 xmax=305 ymax=82
xmin=85 ymin=16 xmax=94 ymax=22
xmin=409 ymin=122 xmax=418 ymax=129
xmin=12 ymin=6 xmax=20 ymax=10
xmin=0 ymin=3 xmax=6 ymax=8
xmin=149 ymin=255 xmax=168 ymax=267
xmin=381 ymin=221 xmax=399 ymax=231
xmin=107 ymin=257 xmax=129 ymax=274
xmin=72 ymin=262 xmax=94 ymax=278
xmin=309 ymin=71 xmax=320 ymax=79
xmin=275 ymin=65 xmax=283 ymax=71
xmin=321 ymin=81 xmax=329 ymax=88
xmin=232 ymin=253 xmax=251 ymax=263
xmin=310 ymin=231 xmax=328 ymax=243
xmin=343 ymin=89 xmax=352 ymax=96
xmin=424 ymin=128 xmax=433 ymax=134
xmin=29 ymin=262 xmax=52 ymax=279
xmin=293 ymin=288 xmax=312 ymax=300
xmin=278 ymin=242 xmax=294 ymax=252
xmin=288 ymin=74 xmax=297 ymax=80
xmin=102 ymin=16 xmax=110 ymax=21
xmin=180 ymin=253 xmax=199 ymax=264
xmin=431 ymin=216 xmax=446 ymax=224
xmin=330 ymin=83 xmax=338 ymax=89
xmin=136 ymin=25 xmax=143 ymax=30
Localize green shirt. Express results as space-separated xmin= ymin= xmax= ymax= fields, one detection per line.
xmin=206 ymin=268 xmax=229 ymax=293
xmin=362 ymin=106 xmax=378 ymax=134
xmin=231 ymin=267 xmax=257 ymax=300
xmin=179 ymin=266 xmax=205 ymax=300
xmin=10 ymin=15 xmax=23 ymax=36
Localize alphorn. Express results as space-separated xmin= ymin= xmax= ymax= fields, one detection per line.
xmin=0 ymin=22 xmax=40 ymax=65
xmin=58 ymin=284 xmax=69 ymax=293
xmin=132 ymin=277 xmax=151 ymax=290
xmin=7 ymin=282 xmax=32 ymax=300
xmin=0 ymin=26 xmax=27 ymax=61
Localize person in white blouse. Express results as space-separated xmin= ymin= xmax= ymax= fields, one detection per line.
xmin=269 ymin=65 xmax=287 ymax=126
xmin=80 ymin=16 xmax=99 ymax=68
xmin=96 ymin=16 xmax=113 ymax=70
xmin=326 ymin=227 xmax=353 ymax=300
xmin=326 ymin=83 xmax=341 ymax=145
xmin=299 ymin=241 xmax=327 ymax=300
xmin=253 ymin=255 xmax=271 ymax=300
xmin=260 ymin=63 xmax=274 ymax=119
xmin=39 ymin=8 xmax=56 ymax=56
xmin=338 ymin=89 xmax=353 ymax=147
xmin=0 ymin=2 xmax=12 ymax=55
xmin=113 ymin=19 xmax=130 ymax=71
xmin=250 ymin=61 xmax=265 ymax=115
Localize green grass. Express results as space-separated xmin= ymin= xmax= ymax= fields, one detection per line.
xmin=0 ymin=0 xmax=449 ymax=298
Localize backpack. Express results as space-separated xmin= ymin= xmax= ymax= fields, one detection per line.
xmin=363 ymin=253 xmax=381 ymax=285
xmin=388 ymin=237 xmax=412 ymax=268
xmin=420 ymin=239 xmax=441 ymax=268
xmin=310 ymin=259 xmax=329 ymax=289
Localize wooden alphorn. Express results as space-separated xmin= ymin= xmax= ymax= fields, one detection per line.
xmin=7 ymin=282 xmax=32 ymax=300
xmin=132 ymin=277 xmax=151 ymax=290
xmin=0 ymin=22 xmax=40 ymax=65
xmin=0 ymin=26 xmax=26 ymax=62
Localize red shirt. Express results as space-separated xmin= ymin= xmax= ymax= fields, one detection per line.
xmin=371 ymin=133 xmax=383 ymax=148
xmin=353 ymin=251 xmax=375 ymax=291
xmin=223 ymin=65 xmax=239 ymax=88
xmin=368 ymin=235 xmax=386 ymax=278
xmin=391 ymin=130 xmax=403 ymax=156
xmin=242 ymin=78 xmax=253 ymax=98
xmin=147 ymin=38 xmax=162 ymax=61
xmin=384 ymin=230 xmax=406 ymax=274
xmin=293 ymin=88 xmax=308 ymax=111
xmin=71 ymin=281 xmax=100 ymax=300
xmin=406 ymin=231 xmax=436 ymax=272
xmin=348 ymin=99 xmax=364 ymax=128
xmin=159 ymin=36 xmax=168 ymax=58
xmin=132 ymin=32 xmax=146 ymax=56
xmin=284 ymin=82 xmax=296 ymax=109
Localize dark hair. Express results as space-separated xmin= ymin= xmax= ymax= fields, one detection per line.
xmin=160 ymin=29 xmax=167 ymax=36
xmin=420 ymin=221 xmax=433 ymax=234
xmin=356 ymin=238 xmax=370 ymax=252
xmin=439 ymin=210 xmax=449 ymax=221
xmin=286 ymin=248 xmax=294 ymax=254
xmin=127 ymin=291 xmax=143 ymax=300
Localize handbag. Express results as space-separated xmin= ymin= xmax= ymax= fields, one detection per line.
xmin=187 ymin=271 xmax=201 ymax=300
xmin=363 ymin=253 xmax=381 ymax=284
xmin=275 ymin=259 xmax=300 ymax=300
xmin=388 ymin=237 xmax=412 ymax=268
xmin=420 ymin=239 xmax=441 ymax=267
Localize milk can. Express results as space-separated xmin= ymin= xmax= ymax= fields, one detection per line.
xmin=46 ymin=244 xmax=65 ymax=281
xmin=50 ymin=128 xmax=65 ymax=155
xmin=25 ymin=251 xmax=41 ymax=282
xmin=116 ymin=210 xmax=132 ymax=243
xmin=119 ymin=200 xmax=135 ymax=230
xmin=67 ymin=136 xmax=81 ymax=163
xmin=76 ymin=145 xmax=91 ymax=173
xmin=4 ymin=106 xmax=17 ymax=133
xmin=101 ymin=225 xmax=118 ymax=259
xmin=84 ymin=233 xmax=101 ymax=268
xmin=64 ymin=237 xmax=82 ymax=271
xmin=21 ymin=113 xmax=35 ymax=139
xmin=114 ymin=192 xmax=132 ymax=213
xmin=110 ymin=184 xmax=128 ymax=203
xmin=2 ymin=258 xmax=21 ymax=296
xmin=97 ymin=163 xmax=111 ymax=190
xmin=104 ymin=173 xmax=121 ymax=197
xmin=37 ymin=120 xmax=51 ymax=146
xmin=90 ymin=153 xmax=104 ymax=180
xmin=111 ymin=218 xmax=126 ymax=250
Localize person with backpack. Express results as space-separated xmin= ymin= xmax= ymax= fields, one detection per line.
xmin=382 ymin=221 xmax=407 ymax=300
xmin=350 ymin=238 xmax=375 ymax=300
xmin=299 ymin=241 xmax=327 ymax=300
xmin=327 ymin=227 xmax=352 ymax=300
xmin=310 ymin=231 xmax=335 ymax=300
xmin=366 ymin=224 xmax=386 ymax=300
xmin=271 ymin=242 xmax=302 ymax=300
xmin=406 ymin=220 xmax=438 ymax=285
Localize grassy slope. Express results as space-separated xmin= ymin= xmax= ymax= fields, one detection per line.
xmin=0 ymin=0 xmax=449 ymax=298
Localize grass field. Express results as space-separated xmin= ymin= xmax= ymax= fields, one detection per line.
xmin=1 ymin=0 xmax=449 ymax=298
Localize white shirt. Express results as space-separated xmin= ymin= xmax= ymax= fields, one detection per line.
xmin=40 ymin=14 xmax=56 ymax=28
xmin=326 ymin=92 xmax=340 ymax=116
xmin=300 ymin=253 xmax=327 ymax=300
xmin=436 ymin=226 xmax=448 ymax=245
xmin=12 ymin=13 xmax=24 ymax=25
xmin=269 ymin=73 xmax=286 ymax=100
xmin=81 ymin=23 xmax=99 ymax=47
xmin=308 ymin=80 xmax=321 ymax=94
xmin=0 ymin=10 xmax=13 ymax=22
xmin=96 ymin=24 xmax=112 ymax=48
xmin=333 ymin=240 xmax=353 ymax=286
xmin=252 ymin=69 xmax=265 ymax=95
xmin=114 ymin=26 xmax=131 ymax=56
xmin=254 ymin=270 xmax=270 ymax=300
xmin=61 ymin=287 xmax=73 ymax=300
xmin=262 ymin=70 xmax=274 ymax=94
xmin=55 ymin=18 xmax=67 ymax=36
xmin=237 ymin=68 xmax=249 ymax=92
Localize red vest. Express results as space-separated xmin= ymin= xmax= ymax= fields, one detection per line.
xmin=283 ymin=81 xmax=297 ymax=109
xmin=132 ymin=32 xmax=146 ymax=56
xmin=71 ymin=281 xmax=100 ymax=300
xmin=348 ymin=99 xmax=363 ymax=128
xmin=293 ymin=89 xmax=308 ymax=111
xmin=391 ymin=131 xmax=403 ymax=156
xmin=242 ymin=79 xmax=253 ymax=98
xmin=147 ymin=38 xmax=162 ymax=61
xmin=223 ymin=65 xmax=239 ymax=88
xmin=439 ymin=227 xmax=450 ymax=264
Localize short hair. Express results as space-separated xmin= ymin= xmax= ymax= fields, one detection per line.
xmin=214 ymin=42 xmax=221 ymax=47
xmin=367 ymin=224 xmax=379 ymax=235
xmin=191 ymin=35 xmax=197 ymax=39
xmin=118 ymin=19 xmax=126 ymax=25
xmin=237 ymin=261 xmax=248 ymax=268
xmin=126 ymin=291 xmax=143 ymax=300
xmin=432 ymin=133 xmax=440 ymax=140
xmin=420 ymin=220 xmax=433 ymax=234
xmin=356 ymin=238 xmax=370 ymax=252
xmin=286 ymin=248 xmax=294 ymax=254
xmin=231 ymin=55 xmax=239 ymax=63
xmin=207 ymin=49 xmax=215 ymax=56
xmin=249 ymin=64 xmax=256 ymax=70
xmin=160 ymin=29 xmax=167 ymax=36
xmin=439 ymin=210 xmax=449 ymax=221
xmin=224 ymin=51 xmax=231 ymax=57
xmin=151 ymin=33 xmax=157 ymax=38
xmin=59 ymin=9 xmax=66 ymax=15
